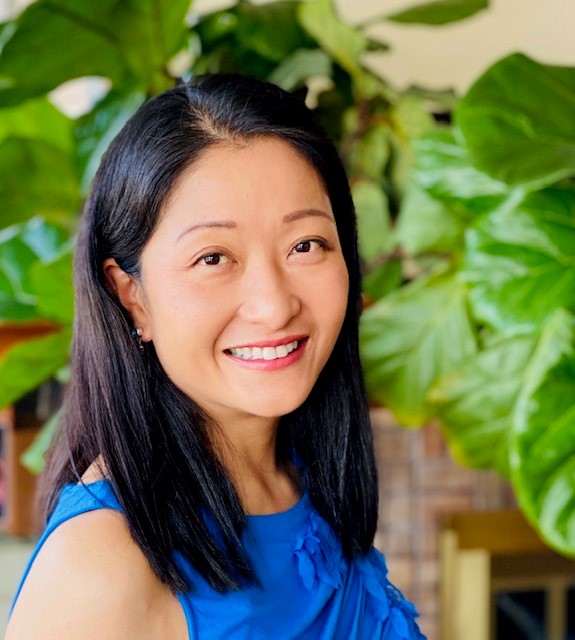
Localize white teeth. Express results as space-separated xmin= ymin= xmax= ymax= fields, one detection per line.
xmin=276 ymin=345 xmax=288 ymax=358
xmin=228 ymin=340 xmax=299 ymax=360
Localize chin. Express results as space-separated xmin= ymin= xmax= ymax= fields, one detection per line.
xmin=245 ymin=393 xmax=311 ymax=419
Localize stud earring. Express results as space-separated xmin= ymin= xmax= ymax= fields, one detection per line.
xmin=132 ymin=327 xmax=144 ymax=351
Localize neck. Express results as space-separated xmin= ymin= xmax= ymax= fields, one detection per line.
xmin=213 ymin=413 xmax=302 ymax=515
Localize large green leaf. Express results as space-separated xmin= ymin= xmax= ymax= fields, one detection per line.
xmin=110 ymin=0 xmax=192 ymax=91
xmin=0 ymin=218 xmax=68 ymax=322
xmin=429 ymin=332 xmax=538 ymax=478
xmin=0 ymin=0 xmax=191 ymax=105
xmin=411 ymin=128 xmax=514 ymax=217
xmin=0 ymin=1 xmax=125 ymax=105
xmin=387 ymin=0 xmax=488 ymax=25
xmin=462 ymin=186 xmax=575 ymax=333
xmin=512 ymin=309 xmax=575 ymax=554
xmin=297 ymin=0 xmax=368 ymax=77
xmin=456 ymin=54 xmax=575 ymax=186
xmin=31 ymin=248 xmax=74 ymax=325
xmin=0 ymin=137 xmax=81 ymax=228
xmin=0 ymin=327 xmax=72 ymax=409
xmin=352 ymin=180 xmax=393 ymax=263
xmin=0 ymin=96 xmax=73 ymax=150
xmin=360 ymin=268 xmax=477 ymax=425
xmin=395 ymin=185 xmax=466 ymax=255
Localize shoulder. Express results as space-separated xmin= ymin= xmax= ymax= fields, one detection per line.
xmin=6 ymin=508 xmax=186 ymax=640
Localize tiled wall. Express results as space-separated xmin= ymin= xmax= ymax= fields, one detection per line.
xmin=372 ymin=407 xmax=516 ymax=640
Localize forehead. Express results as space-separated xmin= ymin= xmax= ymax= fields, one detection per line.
xmin=158 ymin=137 xmax=332 ymax=228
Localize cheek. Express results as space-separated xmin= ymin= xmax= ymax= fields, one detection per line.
xmin=310 ymin=261 xmax=349 ymax=339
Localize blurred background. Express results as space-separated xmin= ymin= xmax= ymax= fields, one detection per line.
xmin=0 ymin=0 xmax=574 ymax=638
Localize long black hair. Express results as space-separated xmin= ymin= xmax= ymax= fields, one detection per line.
xmin=44 ymin=74 xmax=378 ymax=594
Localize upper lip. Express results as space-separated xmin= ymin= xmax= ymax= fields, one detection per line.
xmin=226 ymin=335 xmax=308 ymax=350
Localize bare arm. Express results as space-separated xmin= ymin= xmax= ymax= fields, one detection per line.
xmin=5 ymin=509 xmax=186 ymax=640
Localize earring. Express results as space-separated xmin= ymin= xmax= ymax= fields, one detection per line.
xmin=132 ymin=327 xmax=144 ymax=352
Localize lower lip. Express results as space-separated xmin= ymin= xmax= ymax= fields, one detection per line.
xmin=225 ymin=339 xmax=308 ymax=371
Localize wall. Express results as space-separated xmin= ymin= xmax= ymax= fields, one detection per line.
xmin=338 ymin=0 xmax=575 ymax=94
xmin=371 ymin=409 xmax=516 ymax=639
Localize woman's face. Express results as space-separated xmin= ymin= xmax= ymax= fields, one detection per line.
xmin=132 ymin=137 xmax=349 ymax=427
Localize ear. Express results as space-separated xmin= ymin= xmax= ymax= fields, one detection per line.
xmin=103 ymin=258 xmax=151 ymax=341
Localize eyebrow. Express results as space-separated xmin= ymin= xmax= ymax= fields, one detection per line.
xmin=175 ymin=209 xmax=334 ymax=244
xmin=176 ymin=220 xmax=236 ymax=244
xmin=282 ymin=209 xmax=335 ymax=224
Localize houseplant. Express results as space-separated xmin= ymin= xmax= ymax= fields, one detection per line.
xmin=2 ymin=0 xmax=575 ymax=558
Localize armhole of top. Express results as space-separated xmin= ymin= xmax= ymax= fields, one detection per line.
xmin=9 ymin=484 xmax=195 ymax=640
xmin=8 ymin=493 xmax=122 ymax=618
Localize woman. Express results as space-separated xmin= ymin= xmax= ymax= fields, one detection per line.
xmin=6 ymin=74 xmax=425 ymax=639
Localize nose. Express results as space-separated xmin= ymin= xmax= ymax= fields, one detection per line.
xmin=238 ymin=259 xmax=301 ymax=330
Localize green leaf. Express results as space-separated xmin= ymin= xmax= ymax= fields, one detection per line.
xmin=390 ymin=95 xmax=434 ymax=141
xmin=0 ymin=96 xmax=73 ymax=150
xmin=360 ymin=268 xmax=477 ymax=425
xmin=268 ymin=49 xmax=332 ymax=91
xmin=429 ymin=332 xmax=538 ymax=478
xmin=235 ymin=1 xmax=312 ymax=64
xmin=194 ymin=11 xmax=238 ymax=48
xmin=0 ymin=0 xmax=191 ymax=106
xmin=297 ymin=0 xmax=369 ymax=76
xmin=395 ymin=185 xmax=467 ymax=255
xmin=0 ymin=1 xmax=125 ymax=105
xmin=31 ymin=248 xmax=74 ymax=324
xmin=462 ymin=186 xmax=575 ymax=333
xmin=347 ymin=124 xmax=390 ymax=182
xmin=456 ymin=54 xmax=575 ymax=186
xmin=0 ymin=327 xmax=71 ymax=409
xmin=21 ymin=409 xmax=61 ymax=474
xmin=352 ymin=180 xmax=392 ymax=263
xmin=74 ymin=85 xmax=146 ymax=190
xmin=511 ymin=309 xmax=575 ymax=554
xmin=363 ymin=259 xmax=403 ymax=302
xmin=412 ymin=128 xmax=513 ymax=216
xmin=387 ymin=0 xmax=488 ymax=25
xmin=351 ymin=69 xmax=394 ymax=102
xmin=0 ymin=218 xmax=68 ymax=322
xmin=110 ymin=0 xmax=192 ymax=90
xmin=0 ymin=137 xmax=81 ymax=228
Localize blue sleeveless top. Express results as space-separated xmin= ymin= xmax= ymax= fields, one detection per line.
xmin=11 ymin=480 xmax=426 ymax=639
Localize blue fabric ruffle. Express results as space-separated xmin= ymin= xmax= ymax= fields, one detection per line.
xmin=293 ymin=509 xmax=425 ymax=639
xmin=294 ymin=511 xmax=346 ymax=593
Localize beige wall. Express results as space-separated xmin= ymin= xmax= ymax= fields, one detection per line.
xmin=342 ymin=0 xmax=575 ymax=94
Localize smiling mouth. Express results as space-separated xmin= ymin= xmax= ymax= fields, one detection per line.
xmin=225 ymin=339 xmax=305 ymax=361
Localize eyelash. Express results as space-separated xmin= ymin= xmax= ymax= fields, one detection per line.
xmin=195 ymin=252 xmax=230 ymax=267
xmin=193 ymin=238 xmax=332 ymax=267
xmin=291 ymin=238 xmax=331 ymax=254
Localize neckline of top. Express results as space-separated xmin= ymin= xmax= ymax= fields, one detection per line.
xmin=70 ymin=477 xmax=310 ymax=521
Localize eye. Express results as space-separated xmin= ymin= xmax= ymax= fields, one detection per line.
xmin=292 ymin=239 xmax=327 ymax=254
xmin=196 ymin=252 xmax=231 ymax=266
